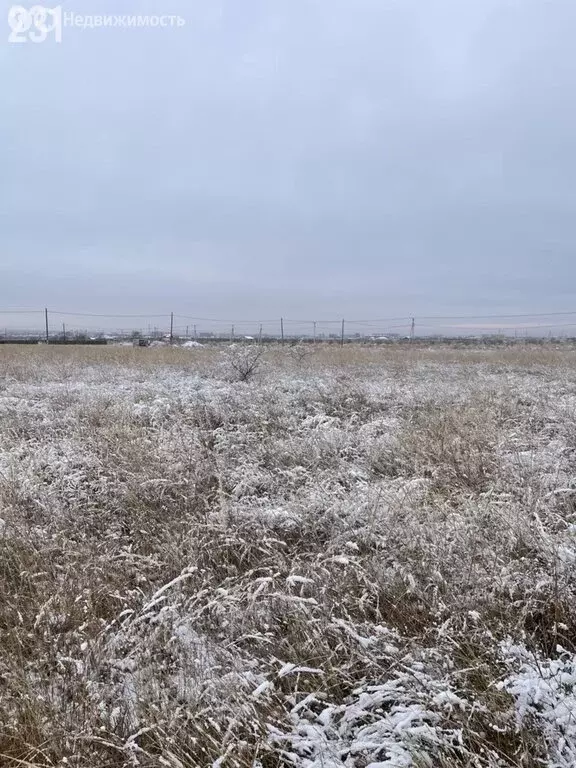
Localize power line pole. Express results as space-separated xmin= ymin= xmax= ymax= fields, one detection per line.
xmin=62 ymin=323 xmax=66 ymax=342
xmin=410 ymin=317 xmax=415 ymax=341
xmin=313 ymin=321 xmax=317 ymax=344
xmin=280 ymin=317 xmax=284 ymax=346
xmin=170 ymin=312 xmax=174 ymax=343
xmin=230 ymin=324 xmax=235 ymax=343
xmin=258 ymin=323 xmax=263 ymax=344
xmin=194 ymin=324 xmax=197 ymax=340
xmin=44 ymin=307 xmax=49 ymax=344
xmin=341 ymin=319 xmax=345 ymax=346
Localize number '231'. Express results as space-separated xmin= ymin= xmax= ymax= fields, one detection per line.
xmin=8 ymin=5 xmax=62 ymax=43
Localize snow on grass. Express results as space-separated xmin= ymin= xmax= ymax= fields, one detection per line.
xmin=1 ymin=344 xmax=576 ymax=766
xmin=499 ymin=641 xmax=576 ymax=767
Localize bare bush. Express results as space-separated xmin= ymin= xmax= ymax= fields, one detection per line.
xmin=287 ymin=340 xmax=316 ymax=365
xmin=222 ymin=343 xmax=265 ymax=382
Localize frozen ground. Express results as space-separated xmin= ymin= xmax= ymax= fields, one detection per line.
xmin=2 ymin=343 xmax=576 ymax=767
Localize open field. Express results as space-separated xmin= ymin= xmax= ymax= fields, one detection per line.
xmin=2 ymin=344 xmax=576 ymax=767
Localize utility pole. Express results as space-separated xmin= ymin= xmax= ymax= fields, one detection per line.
xmin=62 ymin=323 xmax=66 ymax=342
xmin=194 ymin=324 xmax=197 ymax=340
xmin=230 ymin=325 xmax=235 ymax=342
xmin=186 ymin=325 xmax=189 ymax=338
xmin=313 ymin=321 xmax=317 ymax=344
xmin=44 ymin=308 xmax=49 ymax=344
xmin=341 ymin=319 xmax=345 ymax=346
xmin=280 ymin=317 xmax=284 ymax=346
xmin=170 ymin=312 xmax=174 ymax=344
xmin=410 ymin=317 xmax=415 ymax=341
xmin=258 ymin=324 xmax=263 ymax=344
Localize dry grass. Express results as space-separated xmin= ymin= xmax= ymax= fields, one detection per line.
xmin=1 ymin=343 xmax=576 ymax=767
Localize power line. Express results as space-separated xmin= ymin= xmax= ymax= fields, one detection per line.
xmin=3 ymin=308 xmax=576 ymax=336
xmin=417 ymin=310 xmax=576 ymax=320
xmin=175 ymin=314 xmax=279 ymax=323
xmin=0 ymin=309 xmax=44 ymax=314
xmin=19 ymin=310 xmax=576 ymax=323
xmin=345 ymin=317 xmax=412 ymax=324
xmin=50 ymin=311 xmax=170 ymax=318
xmin=3 ymin=307 xmax=576 ymax=321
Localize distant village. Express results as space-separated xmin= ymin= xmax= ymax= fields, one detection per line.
xmin=0 ymin=328 xmax=573 ymax=346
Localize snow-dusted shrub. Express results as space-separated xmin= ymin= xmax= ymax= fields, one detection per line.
xmin=287 ymin=341 xmax=316 ymax=366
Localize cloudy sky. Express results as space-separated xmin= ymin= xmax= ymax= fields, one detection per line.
xmin=2 ymin=0 xmax=576 ymax=333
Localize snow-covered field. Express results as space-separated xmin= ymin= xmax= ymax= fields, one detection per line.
xmin=2 ymin=343 xmax=576 ymax=767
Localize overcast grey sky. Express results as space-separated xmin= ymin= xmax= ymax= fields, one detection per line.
xmin=2 ymin=0 xmax=576 ymax=329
